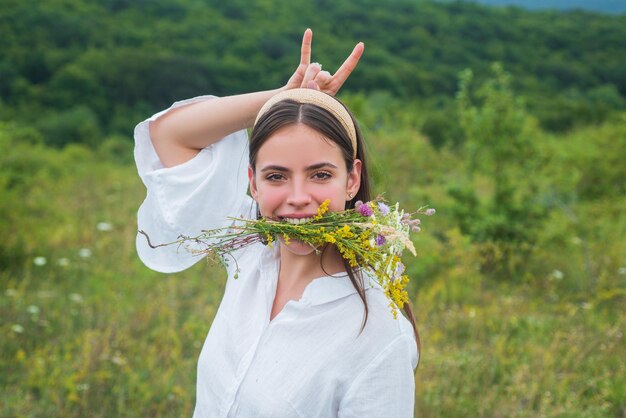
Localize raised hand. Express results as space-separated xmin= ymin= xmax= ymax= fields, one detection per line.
xmin=284 ymin=29 xmax=364 ymax=96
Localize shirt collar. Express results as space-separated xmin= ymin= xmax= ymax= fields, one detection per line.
xmin=302 ymin=273 xmax=375 ymax=306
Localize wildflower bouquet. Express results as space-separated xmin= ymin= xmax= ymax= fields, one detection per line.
xmin=140 ymin=198 xmax=434 ymax=317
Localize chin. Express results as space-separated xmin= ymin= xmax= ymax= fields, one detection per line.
xmin=278 ymin=236 xmax=318 ymax=256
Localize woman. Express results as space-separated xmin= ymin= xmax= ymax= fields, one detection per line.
xmin=135 ymin=29 xmax=418 ymax=417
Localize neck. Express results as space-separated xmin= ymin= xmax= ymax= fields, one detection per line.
xmin=277 ymin=244 xmax=345 ymax=292
xmin=270 ymin=243 xmax=347 ymax=321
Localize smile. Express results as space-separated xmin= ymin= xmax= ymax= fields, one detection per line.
xmin=281 ymin=217 xmax=314 ymax=225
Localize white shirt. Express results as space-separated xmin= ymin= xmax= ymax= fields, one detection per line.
xmin=134 ymin=97 xmax=419 ymax=417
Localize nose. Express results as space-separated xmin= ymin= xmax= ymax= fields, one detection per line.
xmin=286 ymin=180 xmax=312 ymax=207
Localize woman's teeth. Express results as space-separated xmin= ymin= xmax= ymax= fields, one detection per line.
xmin=283 ymin=217 xmax=314 ymax=225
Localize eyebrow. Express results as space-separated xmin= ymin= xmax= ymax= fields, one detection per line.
xmin=259 ymin=162 xmax=339 ymax=173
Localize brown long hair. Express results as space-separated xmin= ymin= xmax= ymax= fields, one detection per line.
xmin=249 ymin=98 xmax=420 ymax=356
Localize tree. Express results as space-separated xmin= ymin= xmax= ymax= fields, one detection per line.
xmin=452 ymin=64 xmax=545 ymax=275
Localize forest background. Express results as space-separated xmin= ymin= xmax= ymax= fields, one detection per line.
xmin=1 ymin=0 xmax=625 ymax=416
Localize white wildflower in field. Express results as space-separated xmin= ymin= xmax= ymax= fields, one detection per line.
xmin=551 ymin=269 xmax=564 ymax=280
xmin=97 ymin=222 xmax=113 ymax=231
xmin=76 ymin=383 xmax=90 ymax=391
xmin=26 ymin=305 xmax=40 ymax=315
xmin=78 ymin=248 xmax=92 ymax=258
xmin=618 ymin=267 xmax=626 ymax=275
xmin=69 ymin=293 xmax=84 ymax=303
xmin=111 ymin=352 xmax=127 ymax=366
xmin=11 ymin=324 xmax=24 ymax=333
xmin=57 ymin=258 xmax=70 ymax=267
xmin=33 ymin=256 xmax=47 ymax=266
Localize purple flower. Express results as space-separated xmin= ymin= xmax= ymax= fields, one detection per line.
xmin=424 ymin=208 xmax=436 ymax=216
xmin=375 ymin=234 xmax=386 ymax=246
xmin=358 ymin=203 xmax=373 ymax=217
xmin=393 ymin=262 xmax=406 ymax=279
xmin=377 ymin=202 xmax=390 ymax=215
xmin=396 ymin=262 xmax=406 ymax=276
xmin=354 ymin=200 xmax=364 ymax=210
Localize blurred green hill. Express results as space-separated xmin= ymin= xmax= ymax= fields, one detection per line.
xmin=1 ymin=0 xmax=625 ymax=145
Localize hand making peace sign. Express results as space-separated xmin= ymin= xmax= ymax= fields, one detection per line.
xmin=283 ymin=29 xmax=364 ymax=96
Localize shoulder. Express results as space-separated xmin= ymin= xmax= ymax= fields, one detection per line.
xmin=337 ymin=290 xmax=418 ymax=416
xmin=365 ymin=286 xmax=417 ymax=355
xmin=335 ymin=282 xmax=418 ymax=370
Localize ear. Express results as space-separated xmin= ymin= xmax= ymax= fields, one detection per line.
xmin=248 ymin=166 xmax=258 ymax=200
xmin=346 ymin=159 xmax=362 ymax=200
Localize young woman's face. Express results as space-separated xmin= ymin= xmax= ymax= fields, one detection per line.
xmin=249 ymin=123 xmax=361 ymax=255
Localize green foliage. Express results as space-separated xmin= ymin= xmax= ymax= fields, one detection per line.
xmin=452 ymin=64 xmax=546 ymax=274
xmin=1 ymin=0 xmax=626 ymax=147
xmin=458 ymin=64 xmax=535 ymax=177
xmin=2 ymin=89 xmax=625 ymax=416
xmin=531 ymin=85 xmax=626 ymax=132
xmin=36 ymin=106 xmax=102 ymax=148
xmin=0 ymin=121 xmax=227 ymax=416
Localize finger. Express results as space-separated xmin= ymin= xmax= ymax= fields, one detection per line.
xmin=301 ymin=63 xmax=322 ymax=88
xmin=314 ymin=70 xmax=332 ymax=87
xmin=300 ymin=28 xmax=313 ymax=66
xmin=306 ymin=81 xmax=320 ymax=90
xmin=332 ymin=42 xmax=364 ymax=88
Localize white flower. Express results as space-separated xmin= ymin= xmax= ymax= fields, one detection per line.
xmin=26 ymin=305 xmax=40 ymax=315
xmin=11 ymin=324 xmax=24 ymax=333
xmin=551 ymin=269 xmax=564 ymax=280
xmin=76 ymin=383 xmax=90 ymax=391
xmin=618 ymin=267 xmax=626 ymax=275
xmin=33 ymin=257 xmax=47 ymax=266
xmin=111 ymin=352 xmax=127 ymax=366
xmin=69 ymin=293 xmax=84 ymax=303
xmin=78 ymin=248 xmax=92 ymax=258
xmin=97 ymin=222 xmax=113 ymax=232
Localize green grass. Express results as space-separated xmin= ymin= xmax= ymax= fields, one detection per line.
xmin=1 ymin=119 xmax=625 ymax=417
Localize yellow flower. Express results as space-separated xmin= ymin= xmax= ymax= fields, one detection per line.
xmin=314 ymin=199 xmax=331 ymax=220
xmin=337 ymin=224 xmax=354 ymax=239
xmin=323 ymin=233 xmax=336 ymax=244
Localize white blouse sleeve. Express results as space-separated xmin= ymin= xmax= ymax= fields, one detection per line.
xmin=134 ymin=95 xmax=253 ymax=273
xmin=338 ymin=335 xmax=418 ymax=418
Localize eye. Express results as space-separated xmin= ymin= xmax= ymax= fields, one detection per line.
xmin=312 ymin=171 xmax=332 ymax=181
xmin=265 ymin=173 xmax=285 ymax=182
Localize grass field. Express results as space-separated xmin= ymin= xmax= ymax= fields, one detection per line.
xmin=1 ymin=117 xmax=625 ymax=417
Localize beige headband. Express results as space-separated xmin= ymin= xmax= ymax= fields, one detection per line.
xmin=254 ymin=88 xmax=358 ymax=158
